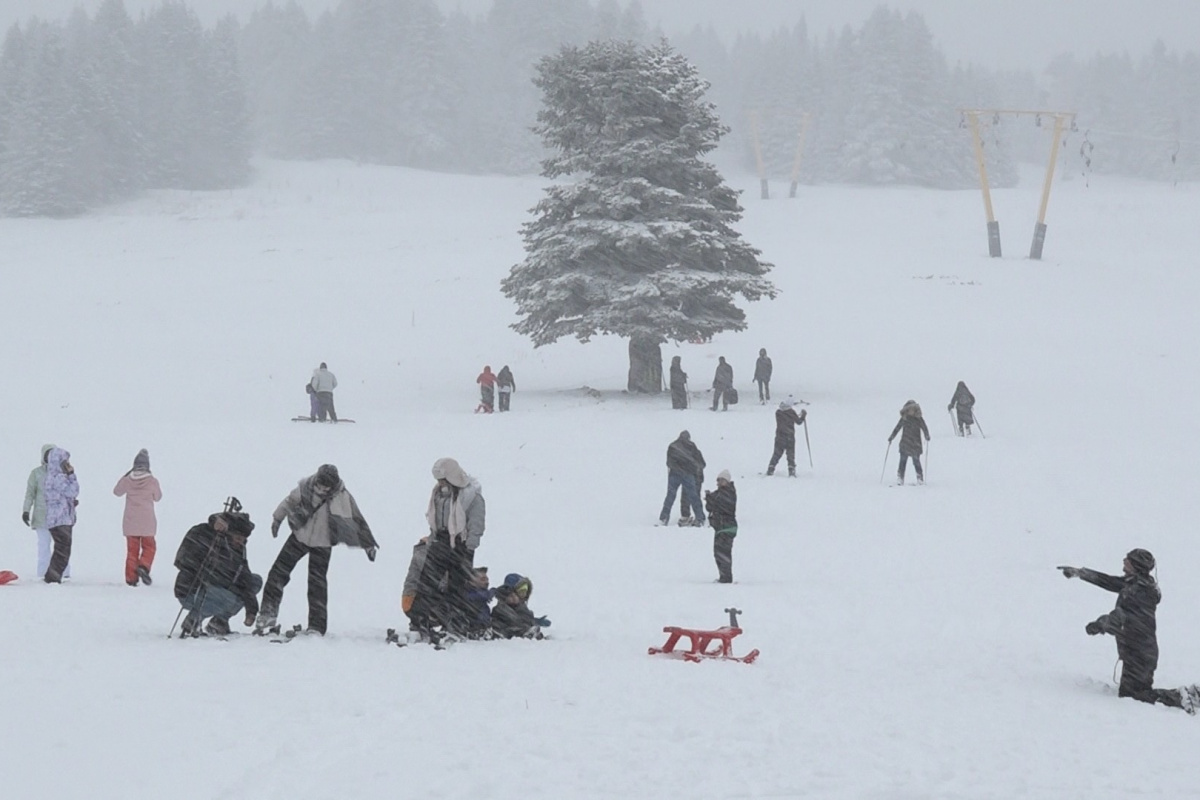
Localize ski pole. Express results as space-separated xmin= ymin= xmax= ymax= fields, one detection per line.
xmin=973 ymin=412 xmax=986 ymax=438
xmin=879 ymin=440 xmax=893 ymax=484
xmin=924 ymin=437 xmax=931 ymax=483
xmin=167 ymin=522 xmax=222 ymax=638
xmin=948 ymin=408 xmax=959 ymax=437
xmin=684 ymin=381 xmax=690 ymax=409
xmin=803 ymin=418 xmax=813 ymax=468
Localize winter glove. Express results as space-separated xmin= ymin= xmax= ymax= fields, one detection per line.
xmin=366 ymin=546 xmax=377 ymax=562
xmin=1058 ymin=566 xmax=1079 ymax=579
xmin=1085 ymin=620 xmax=1104 ymax=636
xmin=243 ymin=611 xmax=257 ymax=628
xmin=534 ymin=616 xmax=551 ymax=628
xmin=21 ymin=511 xmax=30 ymax=527
xmin=271 ymin=519 xmax=281 ymax=538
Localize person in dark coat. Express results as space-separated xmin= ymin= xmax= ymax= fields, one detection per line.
xmin=491 ymin=573 xmax=550 ymax=639
xmin=669 ymin=356 xmax=688 ymax=410
xmin=888 ymin=400 xmax=930 ymax=485
xmin=463 ymin=567 xmax=495 ymax=636
xmin=704 ymin=470 xmax=738 ymax=583
xmin=767 ymin=397 xmax=807 ymax=477
xmin=1059 ymin=550 xmax=1199 ymax=713
xmin=496 ymin=366 xmax=516 ymax=412
xmin=753 ymin=348 xmax=773 ymax=404
xmin=174 ymin=511 xmax=262 ymax=637
xmin=659 ymin=431 xmax=706 ymax=526
xmin=947 ymin=381 xmax=976 ymax=436
xmin=711 ymin=357 xmax=733 ymax=411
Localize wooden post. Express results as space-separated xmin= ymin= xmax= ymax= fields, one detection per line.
xmin=1029 ymin=113 xmax=1068 ymax=260
xmin=967 ymin=111 xmax=1001 ymax=257
xmin=788 ymin=112 xmax=812 ymax=198
xmin=750 ymin=110 xmax=768 ymax=199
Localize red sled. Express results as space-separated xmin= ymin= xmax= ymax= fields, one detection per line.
xmin=648 ymin=607 xmax=759 ymax=664
xmin=0 ymin=570 xmax=18 ymax=585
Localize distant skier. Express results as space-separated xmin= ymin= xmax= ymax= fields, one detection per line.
xmin=947 ymin=381 xmax=976 ymax=436
xmin=476 ymin=366 xmax=496 ymax=413
xmin=261 ymin=464 xmax=377 ymax=635
xmin=753 ymin=348 xmax=773 ymax=404
xmin=22 ymin=444 xmax=68 ymax=580
xmin=309 ymin=362 xmax=338 ymax=422
xmin=766 ymin=397 xmax=807 ymax=477
xmin=658 ymin=431 xmax=705 ymax=526
xmin=888 ymin=400 xmax=930 ymax=485
xmin=174 ymin=510 xmax=261 ymax=637
xmin=1059 ymin=550 xmax=1199 ymax=713
xmin=491 ymin=573 xmax=550 ymax=639
xmin=418 ymin=458 xmax=486 ymax=635
xmin=42 ymin=447 xmax=79 ymax=584
xmin=704 ymin=470 xmax=737 ymax=583
xmin=669 ymin=355 xmax=688 ymax=410
xmin=711 ymin=356 xmax=733 ymax=411
xmin=496 ymin=365 xmax=516 ymax=412
xmin=112 ymin=449 xmax=162 ymax=587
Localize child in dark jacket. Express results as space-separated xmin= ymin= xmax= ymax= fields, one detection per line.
xmin=463 ymin=567 xmax=494 ymax=636
xmin=704 ymin=470 xmax=737 ymax=583
xmin=491 ymin=573 xmax=550 ymax=638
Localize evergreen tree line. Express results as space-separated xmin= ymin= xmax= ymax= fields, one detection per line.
xmin=3 ymin=0 xmax=1199 ymax=215
xmin=0 ymin=0 xmax=250 ymax=216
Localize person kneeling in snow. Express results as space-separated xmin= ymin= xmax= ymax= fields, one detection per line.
xmin=491 ymin=573 xmax=550 ymax=639
xmin=1060 ymin=549 xmax=1200 ymax=713
xmin=174 ymin=511 xmax=261 ymax=637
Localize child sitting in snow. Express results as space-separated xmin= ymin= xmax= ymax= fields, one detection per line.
xmin=491 ymin=573 xmax=550 ymax=639
xmin=462 ymin=567 xmax=494 ymax=636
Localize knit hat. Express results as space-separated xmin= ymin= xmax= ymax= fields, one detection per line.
xmin=1126 ymin=548 xmax=1155 ymax=574
xmin=431 ymin=457 xmax=469 ymax=488
xmin=225 ymin=513 xmax=255 ymax=537
xmin=133 ymin=449 xmax=150 ymax=472
xmin=316 ymin=464 xmax=340 ymax=487
xmin=717 ymin=469 xmax=732 ymax=483
xmin=779 ymin=398 xmax=794 ymax=410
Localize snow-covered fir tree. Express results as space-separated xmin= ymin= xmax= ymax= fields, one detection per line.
xmin=502 ymin=39 xmax=775 ymax=393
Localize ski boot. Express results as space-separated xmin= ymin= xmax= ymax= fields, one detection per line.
xmin=765 ymin=467 xmax=774 ymax=476
xmin=253 ymin=611 xmax=280 ymax=637
xmin=1180 ymin=685 xmax=1200 ymax=715
xmin=205 ymin=617 xmax=232 ymax=637
xmin=788 ymin=468 xmax=796 ymax=478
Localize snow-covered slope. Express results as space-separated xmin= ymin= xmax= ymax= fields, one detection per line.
xmin=2 ymin=160 xmax=1199 ymax=799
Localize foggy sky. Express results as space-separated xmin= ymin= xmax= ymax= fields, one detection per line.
xmin=0 ymin=0 xmax=1196 ymax=71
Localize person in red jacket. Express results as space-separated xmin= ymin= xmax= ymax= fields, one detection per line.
xmin=476 ymin=366 xmax=496 ymax=413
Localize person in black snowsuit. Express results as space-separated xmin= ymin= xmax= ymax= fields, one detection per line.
xmin=711 ymin=357 xmax=733 ymax=411
xmin=1059 ymin=549 xmax=1198 ymax=713
xmin=174 ymin=511 xmax=262 ymax=637
xmin=704 ymin=470 xmax=737 ymax=583
xmin=947 ymin=381 xmax=976 ymax=436
xmin=753 ymin=348 xmax=773 ymax=404
xmin=658 ymin=431 xmax=706 ymax=526
xmin=669 ymin=356 xmax=688 ymax=410
xmin=766 ymin=398 xmax=807 ymax=477
xmin=888 ymin=400 xmax=930 ymax=485
xmin=491 ymin=573 xmax=550 ymax=639
xmin=496 ymin=366 xmax=516 ymax=412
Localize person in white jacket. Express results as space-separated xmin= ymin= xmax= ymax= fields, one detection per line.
xmin=309 ymin=362 xmax=338 ymax=422
xmin=415 ymin=457 xmax=486 ymax=635
xmin=21 ymin=444 xmax=69 ymax=580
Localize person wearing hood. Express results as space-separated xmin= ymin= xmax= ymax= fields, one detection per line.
xmin=888 ymin=401 xmax=930 ymax=485
xmin=704 ymin=470 xmax=738 ymax=583
xmin=260 ymin=464 xmax=378 ymax=635
xmin=1060 ymin=550 xmax=1200 ymax=713
xmin=669 ymin=355 xmax=688 ymax=410
xmin=476 ymin=366 xmax=496 ymax=413
xmin=416 ymin=457 xmax=486 ymax=634
xmin=22 ymin=444 xmax=68 ymax=580
xmin=659 ymin=431 xmax=706 ymax=527
xmin=753 ymin=348 xmax=773 ymax=404
xmin=42 ymin=447 xmax=79 ymax=584
xmin=496 ymin=366 xmax=516 ymax=412
xmin=767 ymin=397 xmax=807 ymax=477
xmin=174 ymin=511 xmax=262 ymax=637
xmin=309 ymin=362 xmax=338 ymax=422
xmin=491 ymin=573 xmax=550 ymax=639
xmin=947 ymin=381 xmax=976 ymax=436
xmin=113 ymin=449 xmax=163 ymax=587
xmin=711 ymin=357 xmax=734 ymax=411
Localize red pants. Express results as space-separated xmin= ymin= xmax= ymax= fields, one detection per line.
xmin=125 ymin=536 xmax=157 ymax=583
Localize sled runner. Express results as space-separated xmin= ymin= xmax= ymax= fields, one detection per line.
xmin=648 ymin=607 xmax=759 ymax=664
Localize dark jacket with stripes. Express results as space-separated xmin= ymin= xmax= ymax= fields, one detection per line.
xmin=1078 ymin=568 xmax=1160 ymax=664
xmin=704 ymin=483 xmax=737 ymax=535
xmin=889 ymin=411 xmax=929 ymax=456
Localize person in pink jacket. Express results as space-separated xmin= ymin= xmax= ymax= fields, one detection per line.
xmin=113 ymin=449 xmax=162 ymax=586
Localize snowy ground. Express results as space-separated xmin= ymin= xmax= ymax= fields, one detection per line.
xmin=2 ymin=159 xmax=1200 ymax=799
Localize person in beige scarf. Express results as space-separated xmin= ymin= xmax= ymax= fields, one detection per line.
xmin=415 ymin=457 xmax=486 ymax=635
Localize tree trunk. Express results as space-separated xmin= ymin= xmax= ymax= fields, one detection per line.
xmin=627 ymin=336 xmax=663 ymax=393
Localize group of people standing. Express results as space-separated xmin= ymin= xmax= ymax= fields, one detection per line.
xmin=667 ymin=348 xmax=775 ymax=412
xmin=476 ymin=365 xmax=516 ymax=413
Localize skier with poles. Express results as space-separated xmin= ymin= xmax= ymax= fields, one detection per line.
xmin=669 ymin=356 xmax=688 ymax=410
xmin=887 ymin=401 xmax=930 ymax=485
xmin=260 ymin=464 xmax=378 ymax=636
xmin=1059 ymin=550 xmax=1200 ymax=713
xmin=766 ymin=397 xmax=807 ymax=477
xmin=753 ymin=348 xmax=772 ymax=404
xmin=947 ymin=381 xmax=976 ymax=437
xmin=173 ymin=503 xmax=261 ymax=638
